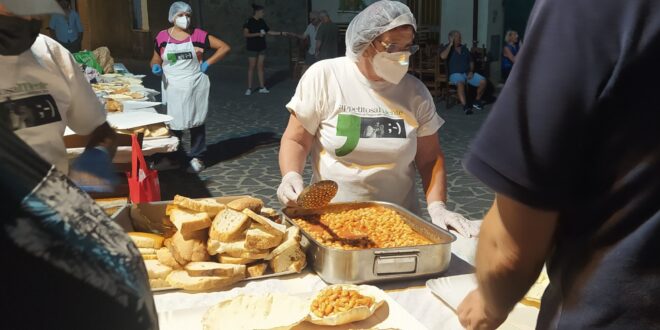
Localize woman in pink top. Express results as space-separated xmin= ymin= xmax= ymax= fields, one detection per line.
xmin=149 ymin=2 xmax=230 ymax=173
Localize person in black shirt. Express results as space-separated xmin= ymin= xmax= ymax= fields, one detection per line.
xmin=243 ymin=4 xmax=287 ymax=95
xmin=456 ymin=0 xmax=660 ymax=329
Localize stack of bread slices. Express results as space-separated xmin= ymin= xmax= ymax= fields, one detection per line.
xmin=128 ymin=195 xmax=306 ymax=292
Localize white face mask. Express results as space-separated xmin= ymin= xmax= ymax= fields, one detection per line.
xmin=371 ymin=50 xmax=411 ymax=85
xmin=175 ymin=16 xmax=190 ymax=29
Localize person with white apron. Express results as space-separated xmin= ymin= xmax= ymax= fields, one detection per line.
xmin=150 ymin=1 xmax=230 ymax=173
xmin=276 ymin=1 xmax=479 ymax=238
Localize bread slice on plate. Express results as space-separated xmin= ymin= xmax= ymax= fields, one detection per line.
xmin=243 ymin=209 xmax=286 ymax=236
xmin=245 ymin=224 xmax=283 ymax=250
xmin=209 ymin=209 xmax=251 ymax=242
xmin=166 ymin=270 xmax=244 ymax=291
xmin=128 ymin=232 xmax=164 ymax=249
xmin=173 ymin=195 xmax=225 ymax=217
xmin=144 ymin=259 xmax=173 ymax=279
xmin=156 ymin=247 xmax=182 ymax=269
xmin=149 ymin=278 xmax=170 ymax=289
xmin=265 ymin=226 xmax=302 ymax=260
xmin=246 ymin=263 xmax=268 ymax=278
xmin=170 ymin=208 xmax=211 ymax=238
xmin=269 ymin=244 xmax=306 ymax=273
xmin=170 ymin=229 xmax=209 ymax=264
xmin=185 ymin=262 xmax=246 ymax=277
xmin=218 ymin=255 xmax=255 ymax=265
xmin=226 ymin=197 xmax=264 ymax=213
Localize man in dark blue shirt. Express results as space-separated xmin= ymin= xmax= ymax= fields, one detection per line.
xmin=456 ymin=0 xmax=660 ymax=329
xmin=440 ymin=30 xmax=487 ymax=114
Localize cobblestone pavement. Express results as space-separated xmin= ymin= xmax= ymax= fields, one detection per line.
xmin=128 ymin=61 xmax=495 ymax=221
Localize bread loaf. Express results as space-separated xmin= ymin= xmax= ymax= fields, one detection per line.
xmin=170 ymin=229 xmax=209 ymax=265
xmin=173 ymin=195 xmax=225 ymax=217
xmin=243 ymin=209 xmax=286 ymax=236
xmin=226 ymin=197 xmax=264 ymax=213
xmin=209 ymin=209 xmax=251 ymax=242
xmin=128 ymin=232 xmax=164 ymax=249
xmin=156 ymin=247 xmax=182 ymax=269
xmin=166 ymin=270 xmax=244 ymax=291
xmin=245 ymin=225 xmax=283 ymax=250
xmin=144 ymin=259 xmax=173 ymax=279
xmin=185 ymin=262 xmax=246 ymax=277
xmin=170 ymin=208 xmax=212 ymax=238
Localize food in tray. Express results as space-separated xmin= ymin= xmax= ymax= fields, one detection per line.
xmin=104 ymin=99 xmax=123 ymax=112
xmin=201 ymin=285 xmax=387 ymax=329
xmin=131 ymin=195 xmax=306 ymax=291
xmin=309 ymin=285 xmax=386 ymax=326
xmin=202 ymin=293 xmax=310 ymax=330
xmin=291 ymin=205 xmax=433 ymax=250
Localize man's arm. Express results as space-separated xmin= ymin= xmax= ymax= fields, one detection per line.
xmin=84 ymin=122 xmax=117 ymax=159
xmin=457 ymin=195 xmax=557 ymax=328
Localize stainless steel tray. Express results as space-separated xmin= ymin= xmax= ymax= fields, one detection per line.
xmin=282 ymin=201 xmax=455 ymax=284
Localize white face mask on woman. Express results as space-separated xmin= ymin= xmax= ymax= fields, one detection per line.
xmin=175 ymin=16 xmax=190 ymax=29
xmin=371 ymin=50 xmax=411 ymax=85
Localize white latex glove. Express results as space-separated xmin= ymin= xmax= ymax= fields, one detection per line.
xmin=428 ymin=201 xmax=480 ymax=238
xmin=277 ymin=172 xmax=305 ymax=207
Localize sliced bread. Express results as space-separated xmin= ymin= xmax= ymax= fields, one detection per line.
xmin=243 ymin=209 xmax=286 ymax=236
xmin=170 ymin=229 xmax=209 ymax=265
xmin=225 ymin=248 xmax=270 ymax=260
xmin=246 ymin=263 xmax=268 ymax=278
xmin=207 ymin=237 xmax=250 ymax=256
xmin=265 ymin=226 xmax=302 ymax=260
xmin=128 ymin=232 xmax=164 ymax=249
xmin=218 ymin=255 xmax=255 ymax=265
xmin=138 ymin=247 xmax=157 ymax=255
xmin=149 ymin=278 xmax=171 ymax=289
xmin=170 ymin=208 xmax=212 ymax=238
xmin=142 ymin=254 xmax=157 ymax=260
xmin=226 ymin=197 xmax=264 ymax=213
xmin=209 ymin=209 xmax=251 ymax=242
xmin=166 ymin=270 xmax=244 ymax=291
xmin=185 ymin=262 xmax=246 ymax=277
xmin=269 ymin=245 xmax=306 ymax=273
xmin=156 ymin=247 xmax=182 ymax=269
xmin=144 ymin=259 xmax=173 ymax=279
xmin=245 ymin=225 xmax=283 ymax=250
xmin=173 ymin=195 xmax=225 ymax=217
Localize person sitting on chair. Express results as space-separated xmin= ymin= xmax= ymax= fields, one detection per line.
xmin=440 ymin=30 xmax=487 ymax=114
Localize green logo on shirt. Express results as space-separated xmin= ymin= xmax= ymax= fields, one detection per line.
xmin=336 ymin=114 xmax=361 ymax=157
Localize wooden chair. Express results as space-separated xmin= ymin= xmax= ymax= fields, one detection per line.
xmin=411 ymin=43 xmax=443 ymax=99
xmin=437 ymin=61 xmax=461 ymax=109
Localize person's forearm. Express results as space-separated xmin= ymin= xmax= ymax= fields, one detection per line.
xmin=279 ymin=137 xmax=310 ymax=175
xmin=475 ymin=196 xmax=557 ymax=316
xmin=439 ymin=45 xmax=452 ymax=60
xmin=206 ymin=45 xmax=230 ymax=65
xmin=268 ymin=31 xmax=283 ymax=36
xmin=418 ymin=153 xmax=447 ymax=204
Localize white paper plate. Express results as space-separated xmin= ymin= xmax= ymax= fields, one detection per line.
xmin=426 ymin=274 xmax=538 ymax=330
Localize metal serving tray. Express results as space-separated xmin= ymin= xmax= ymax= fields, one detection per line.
xmin=282 ymin=201 xmax=456 ymax=284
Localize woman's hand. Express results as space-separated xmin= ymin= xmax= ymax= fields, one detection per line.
xmin=277 ymin=172 xmax=304 ymax=206
xmin=151 ymin=64 xmax=162 ymax=76
xmin=428 ymin=201 xmax=480 ymax=237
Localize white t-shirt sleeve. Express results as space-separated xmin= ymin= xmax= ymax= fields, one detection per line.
xmin=303 ymin=24 xmax=312 ymax=38
xmin=285 ymin=64 xmax=327 ymax=135
xmin=46 ymin=37 xmax=106 ymax=135
xmin=415 ymin=82 xmax=444 ymax=137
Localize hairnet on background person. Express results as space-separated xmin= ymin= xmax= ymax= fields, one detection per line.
xmin=169 ymin=1 xmax=192 ymax=23
xmin=345 ymin=0 xmax=417 ymax=61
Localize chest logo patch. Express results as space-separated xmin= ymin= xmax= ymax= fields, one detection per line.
xmin=336 ymin=114 xmax=406 ymax=157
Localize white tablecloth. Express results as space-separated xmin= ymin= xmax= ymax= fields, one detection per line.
xmin=154 ymin=230 xmax=480 ymax=330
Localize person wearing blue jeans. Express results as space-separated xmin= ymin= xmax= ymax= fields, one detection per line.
xmin=440 ymin=30 xmax=487 ymax=114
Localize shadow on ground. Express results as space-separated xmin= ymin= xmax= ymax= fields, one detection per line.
xmin=205 ymin=132 xmax=281 ymax=166
xmin=158 ymin=170 xmax=212 ymax=200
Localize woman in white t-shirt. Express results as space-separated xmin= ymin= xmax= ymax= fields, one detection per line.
xmin=277 ymin=1 xmax=479 ymax=237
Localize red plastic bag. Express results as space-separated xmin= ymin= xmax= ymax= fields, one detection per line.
xmin=127 ymin=134 xmax=160 ymax=203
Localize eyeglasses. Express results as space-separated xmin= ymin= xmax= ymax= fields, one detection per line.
xmin=378 ymin=41 xmax=420 ymax=55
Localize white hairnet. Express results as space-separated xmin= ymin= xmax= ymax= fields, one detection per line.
xmin=345 ymin=0 xmax=417 ymax=61
xmin=169 ymin=1 xmax=192 ymax=23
